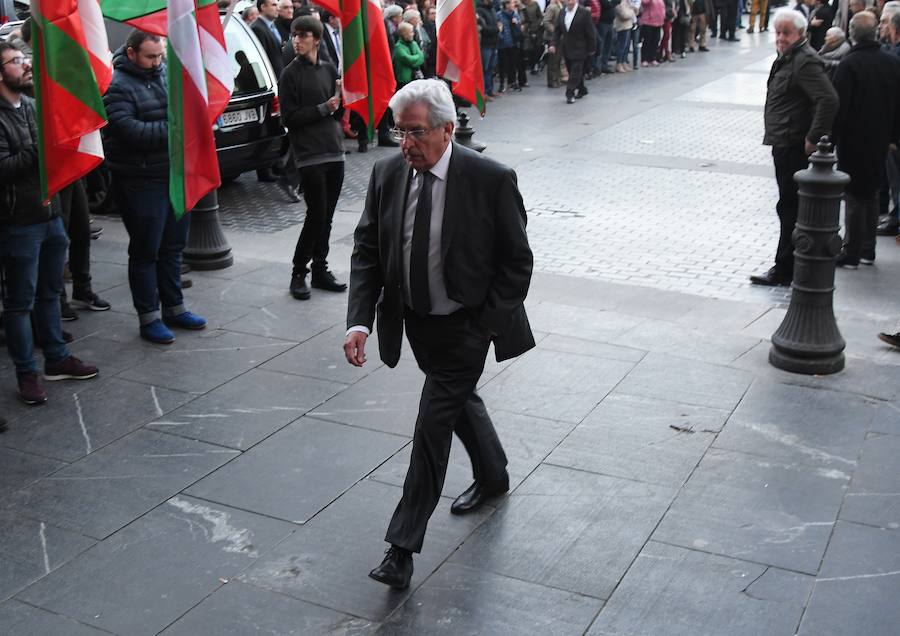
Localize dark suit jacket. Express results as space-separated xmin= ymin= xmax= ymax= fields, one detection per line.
xmin=554 ymin=5 xmax=596 ymax=60
xmin=251 ymin=18 xmax=285 ymax=78
xmin=347 ymin=142 xmax=535 ymax=367
xmin=322 ymin=26 xmax=341 ymax=70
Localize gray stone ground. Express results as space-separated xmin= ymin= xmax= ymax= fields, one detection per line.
xmin=2 ymin=32 xmax=899 ymax=636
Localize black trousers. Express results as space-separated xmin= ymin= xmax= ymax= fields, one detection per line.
xmin=640 ymin=25 xmax=661 ymax=63
xmin=843 ymin=190 xmax=879 ymax=260
xmin=498 ymin=47 xmax=518 ymax=87
xmin=564 ymin=57 xmax=587 ymax=98
xmin=772 ymin=144 xmax=809 ymax=277
xmin=386 ymin=309 xmax=508 ymax=554
xmin=57 ymin=178 xmax=92 ymax=296
xmin=292 ymin=161 xmax=343 ymax=277
xmin=721 ymin=0 xmax=737 ymax=38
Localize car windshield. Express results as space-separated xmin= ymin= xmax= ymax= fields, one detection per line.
xmin=225 ymin=16 xmax=273 ymax=95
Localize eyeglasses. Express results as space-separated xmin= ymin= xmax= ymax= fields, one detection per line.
xmin=390 ymin=126 xmax=438 ymax=141
xmin=1 ymin=56 xmax=31 ymax=68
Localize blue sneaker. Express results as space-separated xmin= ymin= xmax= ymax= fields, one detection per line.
xmin=164 ymin=311 xmax=207 ymax=331
xmin=141 ymin=320 xmax=175 ymax=344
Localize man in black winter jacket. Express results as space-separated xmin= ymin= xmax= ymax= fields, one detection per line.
xmin=279 ymin=16 xmax=348 ymax=301
xmin=0 ymin=42 xmax=99 ymax=405
xmin=102 ymin=30 xmax=207 ymax=345
xmin=833 ymin=11 xmax=900 ymax=268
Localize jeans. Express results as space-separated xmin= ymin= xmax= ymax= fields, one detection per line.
xmin=595 ymin=22 xmax=614 ymax=71
xmin=615 ymin=29 xmax=631 ymax=64
xmin=293 ymin=161 xmax=344 ymax=278
xmin=0 ymin=216 xmax=70 ymax=375
xmin=113 ymin=176 xmax=189 ymax=325
xmin=481 ymin=47 xmax=498 ymax=95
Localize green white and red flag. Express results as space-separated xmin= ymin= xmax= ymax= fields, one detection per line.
xmin=436 ymin=0 xmax=485 ymax=114
xmin=100 ymin=0 xmax=233 ymax=216
xmin=32 ymin=0 xmax=111 ymax=203
xmin=319 ymin=0 xmax=395 ymax=139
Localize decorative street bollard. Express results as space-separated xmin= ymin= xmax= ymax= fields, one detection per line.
xmin=183 ymin=189 xmax=234 ymax=270
xmin=454 ymin=110 xmax=486 ymax=153
xmin=769 ymin=137 xmax=850 ymax=375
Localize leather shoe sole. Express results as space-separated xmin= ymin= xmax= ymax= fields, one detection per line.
xmin=311 ymin=280 xmax=347 ymax=292
xmin=368 ymin=568 xmax=411 ymax=589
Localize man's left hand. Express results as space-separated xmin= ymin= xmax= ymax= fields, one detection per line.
xmin=804 ymin=139 xmax=817 ymax=155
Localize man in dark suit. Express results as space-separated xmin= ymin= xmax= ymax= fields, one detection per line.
xmin=549 ymin=0 xmax=596 ymax=103
xmin=251 ymin=0 xmax=285 ymax=78
xmin=344 ymin=79 xmax=535 ymax=590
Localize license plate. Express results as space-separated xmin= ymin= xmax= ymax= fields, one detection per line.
xmin=220 ymin=108 xmax=260 ymax=127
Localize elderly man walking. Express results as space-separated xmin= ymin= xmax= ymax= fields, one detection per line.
xmin=344 ymin=79 xmax=534 ymax=590
xmin=750 ymin=7 xmax=838 ymax=286
xmin=832 ymin=12 xmax=900 ymax=268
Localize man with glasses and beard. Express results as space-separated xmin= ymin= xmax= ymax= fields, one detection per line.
xmin=0 ymin=42 xmax=99 ymax=405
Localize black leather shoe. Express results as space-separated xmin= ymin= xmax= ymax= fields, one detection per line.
xmin=749 ymin=267 xmax=791 ymax=287
xmin=368 ymin=546 xmax=413 ymax=589
xmin=876 ymin=220 xmax=899 ymax=236
xmin=290 ymin=274 xmax=311 ymax=300
xmin=451 ymin=470 xmax=510 ymax=515
xmin=566 ymin=96 xmax=575 ymax=104
xmin=311 ymin=270 xmax=347 ymax=292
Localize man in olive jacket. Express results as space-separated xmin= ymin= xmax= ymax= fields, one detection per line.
xmin=750 ymin=8 xmax=838 ymax=286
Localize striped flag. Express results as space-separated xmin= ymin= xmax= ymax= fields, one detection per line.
xmin=437 ymin=0 xmax=485 ymax=114
xmin=100 ymin=0 xmax=233 ymax=217
xmin=32 ymin=0 xmax=111 ymax=202
xmin=320 ymin=0 xmax=395 ymax=139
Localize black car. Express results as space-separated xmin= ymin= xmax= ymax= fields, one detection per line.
xmin=89 ymin=12 xmax=288 ymax=213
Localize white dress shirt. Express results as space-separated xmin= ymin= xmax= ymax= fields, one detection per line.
xmin=347 ymin=142 xmax=461 ymax=337
xmin=330 ymin=27 xmax=343 ymax=73
xmin=564 ymin=5 xmax=577 ymax=30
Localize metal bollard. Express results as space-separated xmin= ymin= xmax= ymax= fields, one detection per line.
xmin=453 ymin=110 xmax=486 ymax=153
xmin=769 ymin=137 xmax=850 ymax=375
xmin=183 ymin=189 xmax=234 ymax=270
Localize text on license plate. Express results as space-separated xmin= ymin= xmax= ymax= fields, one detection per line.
xmin=220 ymin=108 xmax=260 ymax=126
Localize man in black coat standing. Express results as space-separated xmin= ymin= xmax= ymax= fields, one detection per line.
xmin=833 ymin=11 xmax=900 ymax=268
xmin=252 ymin=0 xmax=286 ymax=78
xmin=750 ymin=8 xmax=838 ymax=286
xmin=344 ymin=79 xmax=534 ymax=590
xmin=549 ymin=0 xmax=596 ymax=103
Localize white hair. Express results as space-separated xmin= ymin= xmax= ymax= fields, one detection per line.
xmin=772 ymin=7 xmax=808 ymax=34
xmin=825 ymin=25 xmax=845 ymax=40
xmin=388 ymin=79 xmax=457 ymax=127
xmin=883 ymin=0 xmax=900 ymax=18
xmin=402 ymin=8 xmax=421 ymax=21
xmin=383 ymin=5 xmax=403 ymax=19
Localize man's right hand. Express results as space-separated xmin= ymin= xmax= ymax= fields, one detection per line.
xmin=325 ymin=96 xmax=341 ymax=113
xmin=344 ymin=331 xmax=368 ymax=367
xmin=548 ymin=45 xmax=556 ymax=54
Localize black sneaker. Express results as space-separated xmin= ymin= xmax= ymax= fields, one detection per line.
xmin=836 ymin=252 xmax=859 ymax=269
xmin=290 ymin=274 xmax=311 ymax=300
xmin=311 ymin=270 xmax=347 ymax=292
xmin=859 ymin=251 xmax=875 ymax=266
xmin=71 ymin=291 xmax=111 ymax=311
xmin=60 ymin=301 xmax=78 ymax=322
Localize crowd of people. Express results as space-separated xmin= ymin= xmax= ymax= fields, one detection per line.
xmin=2 ymin=0 xmax=900 ymax=414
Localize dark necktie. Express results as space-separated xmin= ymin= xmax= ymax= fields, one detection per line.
xmin=410 ymin=172 xmax=435 ymax=316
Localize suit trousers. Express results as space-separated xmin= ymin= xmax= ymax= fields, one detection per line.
xmin=843 ymin=191 xmax=879 ymax=260
xmin=292 ymin=162 xmax=344 ymax=278
xmin=564 ymin=57 xmax=587 ymax=98
xmin=385 ymin=309 xmax=508 ymax=554
xmin=690 ymin=15 xmax=708 ymax=48
xmin=772 ymin=144 xmax=809 ymax=277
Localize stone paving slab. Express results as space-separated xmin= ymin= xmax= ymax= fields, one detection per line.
xmin=588 ymin=541 xmax=814 ymax=636
xmin=0 ymin=512 xmax=95 ymax=602
xmin=146 ymin=368 xmax=345 ymax=450
xmin=160 ymin=581 xmax=374 ymax=636
xmin=186 ymin=416 xmax=408 ymax=524
xmin=651 ymin=448 xmax=847 ymax=575
xmin=839 ymin=433 xmax=900 ymax=530
xmin=239 ymin=479 xmax=492 ymax=622
xmin=6 ymin=429 xmax=240 ymax=539
xmin=0 ymin=599 xmax=110 ymax=635
xmin=451 ymin=464 xmax=676 ymax=600
xmin=379 ymin=563 xmax=604 ymax=636
xmin=17 ymin=495 xmax=295 ymax=636
xmin=798 ymin=521 xmax=900 ymax=636
xmin=546 ymin=393 xmax=729 ymax=487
